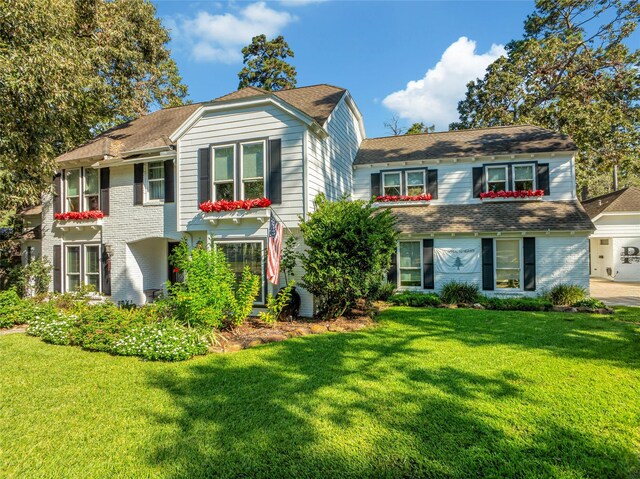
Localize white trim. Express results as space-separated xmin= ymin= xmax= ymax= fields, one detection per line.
xmin=239 ymin=140 xmax=267 ymax=200
xmin=144 ymin=161 xmax=165 ymax=204
xmin=512 ymin=163 xmax=536 ymax=191
xmin=404 ymin=169 xmax=426 ymax=195
xmin=591 ymin=211 xmax=640 ymax=223
xmin=64 ymin=244 xmax=81 ymax=293
xmin=485 ymin=165 xmax=508 ymax=193
xmin=212 ymin=239 xmax=267 ymax=305
xmin=63 ymin=167 xmax=100 ymax=213
xmin=84 ymin=244 xmax=102 ymax=293
xmin=170 ymin=96 xmax=326 ymax=142
xmin=397 ymin=240 xmax=423 ymax=289
xmin=494 ymin=238 xmax=523 ymax=291
xmin=212 ymin=143 xmax=236 ymax=201
xmin=382 ymin=171 xmax=402 ymax=196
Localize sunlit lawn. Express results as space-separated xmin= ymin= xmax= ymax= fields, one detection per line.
xmin=1 ymin=307 xmax=639 ymax=478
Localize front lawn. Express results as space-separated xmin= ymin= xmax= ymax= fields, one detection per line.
xmin=1 ymin=307 xmax=639 ymax=478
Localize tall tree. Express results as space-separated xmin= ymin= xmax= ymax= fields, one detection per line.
xmin=451 ymin=0 xmax=640 ymax=196
xmin=406 ymin=122 xmax=435 ymax=135
xmin=0 ymin=0 xmax=187 ymax=211
xmin=237 ymin=35 xmax=297 ymax=91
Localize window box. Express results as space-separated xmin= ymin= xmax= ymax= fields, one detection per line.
xmin=480 ymin=190 xmax=544 ymax=201
xmin=55 ymin=211 xmax=104 ymax=230
xmin=374 ymin=194 xmax=432 ymax=206
xmin=200 ymin=199 xmax=271 ymax=225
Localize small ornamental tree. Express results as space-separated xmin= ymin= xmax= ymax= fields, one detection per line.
xmin=299 ymin=195 xmax=398 ymax=319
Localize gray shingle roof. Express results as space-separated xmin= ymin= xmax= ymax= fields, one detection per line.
xmin=354 ymin=125 xmax=576 ymax=165
xmin=581 ymin=187 xmax=640 ymax=218
xmin=57 ymin=84 xmax=347 ymax=164
xmin=385 ymin=200 xmax=594 ymax=234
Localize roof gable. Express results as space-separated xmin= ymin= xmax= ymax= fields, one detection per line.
xmin=581 ymin=187 xmax=640 ymax=218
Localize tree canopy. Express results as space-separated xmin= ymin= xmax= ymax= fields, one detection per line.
xmin=0 ymin=0 xmax=187 ymax=211
xmin=406 ymin=122 xmax=435 ymax=135
xmin=237 ymin=35 xmax=297 ymax=91
xmin=451 ymin=0 xmax=640 ymax=196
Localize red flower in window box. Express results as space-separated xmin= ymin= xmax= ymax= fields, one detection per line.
xmin=479 ymin=189 xmax=544 ymax=200
xmin=54 ymin=210 xmax=105 ymax=220
xmin=199 ymin=197 xmax=271 ymax=213
xmin=375 ymin=193 xmax=432 ymax=203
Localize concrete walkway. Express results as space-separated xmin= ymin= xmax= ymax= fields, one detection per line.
xmin=590 ymin=278 xmax=640 ymax=307
xmin=0 ymin=325 xmax=27 ymax=336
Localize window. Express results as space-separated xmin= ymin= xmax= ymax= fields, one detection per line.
xmin=65 ymin=244 xmax=101 ymax=293
xmin=513 ymin=164 xmax=535 ymax=191
xmin=65 ymin=169 xmax=81 ymax=212
xmin=241 ymin=142 xmax=265 ymax=199
xmin=146 ymin=161 xmax=165 ymax=201
xmin=405 ymin=170 xmax=426 ymax=196
xmin=216 ymin=241 xmax=265 ymax=303
xmin=600 ymin=239 xmax=610 ymax=246
xmin=66 ymin=245 xmax=81 ymax=291
xmin=85 ymin=245 xmax=100 ymax=291
xmin=495 ymin=239 xmax=521 ymax=289
xmin=84 ymin=168 xmax=100 ymax=211
xmin=64 ymin=168 xmax=101 ymax=212
xmin=486 ymin=166 xmax=507 ymax=193
xmin=213 ymin=145 xmax=235 ymax=201
xmin=382 ymin=172 xmax=401 ymax=196
xmin=398 ymin=241 xmax=422 ymax=287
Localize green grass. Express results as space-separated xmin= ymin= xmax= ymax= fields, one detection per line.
xmin=1 ymin=307 xmax=639 ymax=478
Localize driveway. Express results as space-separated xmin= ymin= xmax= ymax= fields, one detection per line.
xmin=590 ymin=278 xmax=640 ymax=306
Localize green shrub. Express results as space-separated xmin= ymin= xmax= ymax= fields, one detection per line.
xmin=259 ymin=282 xmax=294 ymax=325
xmin=299 ymin=194 xmax=398 ymax=319
xmin=483 ymin=297 xmax=552 ymax=311
xmin=27 ymin=304 xmax=74 ymax=345
xmin=389 ymin=291 xmax=442 ymax=307
xmin=8 ymin=258 xmax=52 ymax=297
xmin=372 ymin=282 xmax=396 ymax=301
xmin=168 ymin=241 xmax=260 ymax=330
xmin=573 ymin=297 xmax=606 ymax=309
xmin=0 ymin=288 xmax=35 ymax=328
xmin=546 ymin=284 xmax=587 ymax=306
xmin=440 ymin=281 xmax=481 ymax=304
xmin=112 ymin=322 xmax=208 ymax=361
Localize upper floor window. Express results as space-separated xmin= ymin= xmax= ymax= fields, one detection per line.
xmin=382 ymin=172 xmax=401 ymax=196
xmin=486 ymin=166 xmax=507 ymax=193
xmin=241 ymin=142 xmax=265 ymax=199
xmin=405 ymin=170 xmax=426 ymax=196
xmin=485 ymin=164 xmax=537 ymax=193
xmin=65 ymin=168 xmax=100 ymax=212
xmin=213 ymin=145 xmax=235 ymax=201
xmin=146 ymin=161 xmax=165 ymax=202
xmin=513 ymin=164 xmax=535 ymax=191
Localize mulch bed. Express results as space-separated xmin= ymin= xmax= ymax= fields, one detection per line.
xmin=210 ymin=304 xmax=380 ymax=353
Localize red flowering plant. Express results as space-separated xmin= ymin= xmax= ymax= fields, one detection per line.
xmin=480 ymin=190 xmax=545 ymax=200
xmin=54 ymin=210 xmax=105 ymax=221
xmin=199 ymin=197 xmax=271 ymax=213
xmin=375 ymin=193 xmax=432 ymax=203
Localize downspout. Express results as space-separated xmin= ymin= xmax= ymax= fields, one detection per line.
xmin=302 ymin=129 xmax=309 ymax=221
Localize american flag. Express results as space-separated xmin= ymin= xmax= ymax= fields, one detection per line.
xmin=267 ymin=214 xmax=284 ymax=284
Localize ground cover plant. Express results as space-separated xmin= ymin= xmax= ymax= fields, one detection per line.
xmin=1 ymin=306 xmax=638 ymax=478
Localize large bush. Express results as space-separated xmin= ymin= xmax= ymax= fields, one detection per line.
xmin=9 ymin=258 xmax=52 ymax=297
xmin=0 ymin=288 xmax=35 ymax=328
xmin=546 ymin=284 xmax=587 ymax=306
xmin=440 ymin=281 xmax=481 ymax=304
xmin=299 ymin=195 xmax=398 ymax=319
xmin=168 ymin=241 xmax=260 ymax=329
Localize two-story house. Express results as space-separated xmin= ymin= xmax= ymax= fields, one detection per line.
xmin=35 ymin=84 xmax=594 ymax=316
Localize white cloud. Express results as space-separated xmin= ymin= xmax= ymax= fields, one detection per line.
xmin=174 ymin=2 xmax=296 ymax=63
xmin=382 ymin=37 xmax=505 ymax=130
xmin=279 ymin=0 xmax=327 ymax=6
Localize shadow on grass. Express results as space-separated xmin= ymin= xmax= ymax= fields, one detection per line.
xmin=145 ymin=311 xmax=639 ymax=478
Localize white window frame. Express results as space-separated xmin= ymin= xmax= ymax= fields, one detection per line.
xmin=382 ymin=171 xmax=402 ymax=196
xmin=83 ymin=167 xmax=100 ymax=211
xmin=512 ymin=163 xmax=536 ymax=191
xmin=63 ymin=168 xmax=100 ymax=213
xmin=485 ymin=165 xmax=508 ymax=193
xmin=84 ymin=244 xmax=102 ymax=293
xmin=213 ymin=239 xmax=266 ymax=304
xmin=64 ymin=244 xmax=82 ymax=292
xmin=240 ymin=140 xmax=267 ymax=200
xmin=212 ymin=143 xmax=236 ymax=202
xmin=398 ymin=240 xmax=423 ymax=289
xmin=404 ymin=170 xmax=426 ymax=196
xmin=144 ymin=161 xmax=165 ymax=204
xmin=494 ymin=238 xmax=523 ymax=291
xmin=64 ymin=243 xmax=102 ymax=293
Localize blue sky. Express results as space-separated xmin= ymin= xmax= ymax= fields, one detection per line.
xmin=154 ymin=1 xmax=537 ymax=137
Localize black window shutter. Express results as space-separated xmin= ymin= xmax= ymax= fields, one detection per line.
xmin=101 ymin=245 xmax=111 ymax=296
xmin=427 ymin=169 xmax=438 ymax=199
xmin=164 ymin=160 xmax=175 ymax=203
xmin=100 ymin=168 xmax=110 ymax=215
xmin=387 ymin=251 xmax=397 ymax=285
xmin=523 ymin=237 xmax=536 ymax=291
xmin=53 ymin=172 xmax=62 ymax=217
xmin=269 ymin=139 xmax=282 ymax=204
xmin=423 ymin=239 xmax=434 ymax=289
xmin=537 ymin=163 xmax=550 ymax=195
xmin=133 ymin=163 xmax=144 ymax=205
xmin=53 ymin=245 xmax=61 ymax=292
xmin=371 ymin=173 xmax=381 ymax=198
xmin=197 ymin=147 xmax=211 ymax=205
xmin=482 ymin=238 xmax=494 ymax=291
xmin=472 ymin=167 xmax=484 ymax=198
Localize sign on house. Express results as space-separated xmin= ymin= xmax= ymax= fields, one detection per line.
xmin=620 ymin=246 xmax=640 ymax=264
xmin=434 ymin=248 xmax=480 ymax=273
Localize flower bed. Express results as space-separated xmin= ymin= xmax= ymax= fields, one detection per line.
xmin=375 ymin=193 xmax=432 ymax=203
xmin=480 ymin=190 xmax=544 ymax=200
xmin=54 ymin=210 xmax=105 ymax=220
xmin=199 ymin=198 xmax=271 ymax=213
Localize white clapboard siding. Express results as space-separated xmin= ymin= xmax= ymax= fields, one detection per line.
xmin=307 ymin=97 xmax=362 ymax=210
xmin=353 ymin=155 xmax=577 ymax=204
xmin=591 ymin=214 xmax=640 ymax=237
xmin=178 ymin=105 xmax=306 ymax=230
